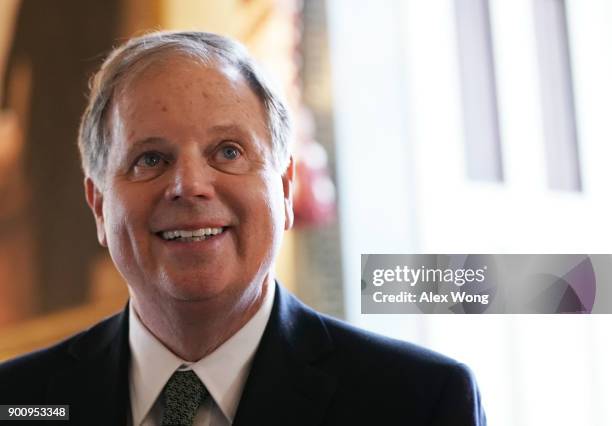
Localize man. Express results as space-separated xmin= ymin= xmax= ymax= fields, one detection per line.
xmin=0 ymin=31 xmax=486 ymax=425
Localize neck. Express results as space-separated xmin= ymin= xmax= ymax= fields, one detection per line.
xmin=131 ymin=278 xmax=271 ymax=362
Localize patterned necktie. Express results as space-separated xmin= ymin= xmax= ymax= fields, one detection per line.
xmin=161 ymin=370 xmax=208 ymax=426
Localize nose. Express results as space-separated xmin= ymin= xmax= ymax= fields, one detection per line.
xmin=165 ymin=155 xmax=215 ymax=202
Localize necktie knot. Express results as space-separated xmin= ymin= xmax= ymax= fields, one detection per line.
xmin=162 ymin=370 xmax=208 ymax=426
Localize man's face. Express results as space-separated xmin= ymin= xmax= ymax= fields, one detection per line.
xmin=86 ymin=56 xmax=293 ymax=307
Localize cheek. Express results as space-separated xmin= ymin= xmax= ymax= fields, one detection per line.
xmin=230 ymin=176 xmax=286 ymax=249
xmin=102 ymin=194 xmax=145 ymax=261
xmin=247 ymin=175 xmax=285 ymax=223
xmin=251 ymin=179 xmax=286 ymax=245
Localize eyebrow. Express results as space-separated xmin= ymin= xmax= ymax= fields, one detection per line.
xmin=129 ymin=136 xmax=168 ymax=147
xmin=123 ymin=137 xmax=169 ymax=160
xmin=129 ymin=125 xmax=251 ymax=145
xmin=207 ymin=124 xmax=252 ymax=136
xmin=123 ymin=124 xmax=256 ymax=158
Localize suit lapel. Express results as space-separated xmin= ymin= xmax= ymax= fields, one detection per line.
xmin=46 ymin=305 xmax=131 ymax=425
xmin=233 ymin=283 xmax=337 ymax=426
xmin=42 ymin=286 xmax=335 ymax=425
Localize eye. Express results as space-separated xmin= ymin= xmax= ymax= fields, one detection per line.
xmin=135 ymin=152 xmax=165 ymax=168
xmin=220 ymin=145 xmax=240 ymax=161
xmin=209 ymin=142 xmax=251 ymax=174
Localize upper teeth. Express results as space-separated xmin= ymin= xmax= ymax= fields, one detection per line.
xmin=161 ymin=227 xmax=223 ymax=240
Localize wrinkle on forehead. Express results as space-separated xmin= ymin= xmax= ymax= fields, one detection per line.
xmin=109 ymin=54 xmax=262 ymax=131
xmin=104 ymin=53 xmax=272 ymax=169
xmin=114 ymin=59 xmax=264 ymax=126
xmin=105 ymin=53 xmax=261 ymax=136
xmin=114 ymin=52 xmax=243 ymax=100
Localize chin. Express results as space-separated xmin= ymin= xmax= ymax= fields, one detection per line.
xmin=162 ymin=274 xmax=242 ymax=303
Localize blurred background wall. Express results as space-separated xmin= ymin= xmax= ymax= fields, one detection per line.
xmin=2 ymin=0 xmax=612 ymax=425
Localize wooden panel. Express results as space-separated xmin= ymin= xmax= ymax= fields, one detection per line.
xmin=160 ymin=0 xmax=274 ymax=43
xmin=0 ymin=0 xmax=20 ymax=100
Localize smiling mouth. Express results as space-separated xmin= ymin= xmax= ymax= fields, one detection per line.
xmin=156 ymin=227 xmax=227 ymax=242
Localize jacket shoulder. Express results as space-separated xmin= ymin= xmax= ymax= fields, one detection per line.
xmin=315 ymin=314 xmax=485 ymax=424
xmin=319 ymin=313 xmax=467 ymax=380
xmin=0 ymin=335 xmax=77 ymax=403
xmin=0 ymin=312 xmax=122 ymax=403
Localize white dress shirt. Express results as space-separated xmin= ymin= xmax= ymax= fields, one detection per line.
xmin=128 ymin=284 xmax=275 ymax=426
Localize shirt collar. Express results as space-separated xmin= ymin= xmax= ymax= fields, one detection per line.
xmin=129 ymin=283 xmax=275 ymax=426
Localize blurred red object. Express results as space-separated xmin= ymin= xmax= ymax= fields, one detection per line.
xmin=293 ymin=138 xmax=336 ymax=228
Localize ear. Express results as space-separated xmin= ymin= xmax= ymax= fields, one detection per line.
xmin=84 ymin=176 xmax=108 ymax=247
xmin=281 ymin=156 xmax=295 ymax=231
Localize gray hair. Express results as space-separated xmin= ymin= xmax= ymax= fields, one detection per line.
xmin=78 ymin=30 xmax=291 ymax=186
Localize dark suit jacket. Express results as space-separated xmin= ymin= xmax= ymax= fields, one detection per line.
xmin=0 ymin=283 xmax=486 ymax=425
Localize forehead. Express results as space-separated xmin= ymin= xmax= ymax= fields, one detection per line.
xmin=110 ymin=55 xmax=268 ymax=137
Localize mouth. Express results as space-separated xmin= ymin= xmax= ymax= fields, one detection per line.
xmin=156 ymin=226 xmax=227 ymax=242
